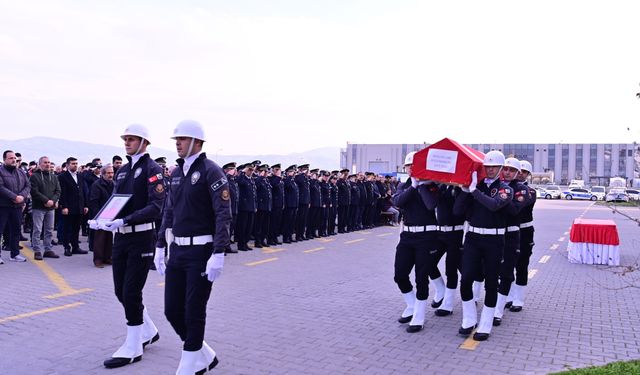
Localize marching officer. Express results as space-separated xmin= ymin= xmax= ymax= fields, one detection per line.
xmin=223 ymin=162 xmax=239 ymax=254
xmin=101 ymin=124 xmax=164 ymax=369
xmin=509 ymin=160 xmax=536 ymax=312
xmin=153 ymin=120 xmax=231 ymax=373
xmin=268 ymin=164 xmax=285 ymax=246
xmin=282 ymin=165 xmax=299 ymax=243
xmin=336 ymin=169 xmax=351 ymax=233
xmin=236 ymin=163 xmax=257 ymax=251
xmin=392 ymin=151 xmax=439 ymax=333
xmin=295 ymin=164 xmax=310 ymax=241
xmin=254 ymin=164 xmax=272 ymax=248
xmin=454 ymin=150 xmax=513 ymax=341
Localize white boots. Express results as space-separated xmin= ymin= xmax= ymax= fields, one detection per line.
xmin=430 ymin=277 xmax=446 ymax=308
xmin=472 ymin=281 xmax=483 ymax=303
xmin=398 ymin=291 xmax=415 ymax=323
xmin=176 ymin=341 xmax=219 ymax=375
xmin=435 ymin=288 xmax=456 ymax=316
xmin=142 ymin=307 xmax=160 ymax=347
xmin=493 ymin=293 xmax=509 ymax=326
xmin=104 ymin=324 xmax=144 ymax=368
xmin=511 ymin=284 xmax=526 ymax=311
xmin=406 ymin=299 xmax=427 ymax=333
xmin=458 ymin=300 xmax=477 ymax=335
xmin=473 ymin=306 xmax=496 ymax=341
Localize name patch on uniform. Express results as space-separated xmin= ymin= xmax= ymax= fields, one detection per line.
xmin=221 ymin=189 xmax=230 ymax=200
xmin=148 ymin=173 xmax=163 ymax=183
xmin=134 ymin=167 xmax=142 ymax=179
xmin=191 ymin=171 xmax=201 ymax=185
xmin=210 ymin=177 xmax=228 ymax=191
xmin=117 ymin=173 xmax=127 ymax=181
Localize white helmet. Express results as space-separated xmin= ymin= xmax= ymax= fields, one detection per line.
xmin=121 ymin=124 xmax=150 ymax=144
xmin=404 ymin=151 xmax=417 ymax=166
xmin=483 ymin=150 xmax=505 ymax=166
xmin=171 ymin=120 xmax=206 ymax=142
xmin=504 ymin=157 xmax=521 ymax=171
xmin=520 ymin=160 xmax=532 ymax=173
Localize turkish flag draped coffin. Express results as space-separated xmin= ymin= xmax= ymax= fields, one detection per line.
xmin=411 ymin=138 xmax=486 ymax=186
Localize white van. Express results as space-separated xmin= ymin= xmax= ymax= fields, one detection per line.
xmin=590 ymin=186 xmax=606 ymax=201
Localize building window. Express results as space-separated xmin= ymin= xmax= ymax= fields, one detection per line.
xmin=589 ymin=144 xmax=597 ymax=177
xmin=548 ymin=144 xmax=556 ymax=173
xmin=604 ymin=144 xmax=612 ymax=177
xmin=561 ymin=144 xmax=569 ymax=184
xmin=576 ymin=145 xmax=583 ymax=179
xmin=619 ymin=146 xmax=626 ymax=176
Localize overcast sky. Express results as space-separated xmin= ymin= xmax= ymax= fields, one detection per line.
xmin=1 ymin=0 xmax=639 ymax=155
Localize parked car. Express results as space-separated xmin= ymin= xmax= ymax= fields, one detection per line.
xmin=541 ymin=185 xmax=562 ymax=199
xmin=590 ymin=186 xmax=606 ymax=201
xmin=606 ymin=189 xmax=630 ymax=203
xmin=561 ymin=188 xmax=597 ymax=201
xmin=625 ymin=189 xmax=640 ymax=201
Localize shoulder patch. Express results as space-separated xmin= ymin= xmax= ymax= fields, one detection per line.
xmin=155 ymin=183 xmax=164 ymax=193
xmin=148 ymin=173 xmax=163 ymax=183
xmin=210 ymin=176 xmax=228 ymax=191
xmin=221 ymin=189 xmax=230 ymax=200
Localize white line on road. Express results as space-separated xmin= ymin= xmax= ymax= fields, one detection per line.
xmin=538 ymin=255 xmax=551 ymax=264
xmin=528 ymin=269 xmax=538 ymax=279
xmin=550 ymin=244 xmax=559 ymax=250
xmin=558 ymin=237 xmax=565 ymax=242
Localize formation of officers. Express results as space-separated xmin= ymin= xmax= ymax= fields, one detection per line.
xmin=392 ymin=150 xmax=536 ymax=342
xmin=225 ymin=162 xmax=395 ymax=253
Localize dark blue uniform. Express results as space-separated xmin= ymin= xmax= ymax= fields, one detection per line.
xmin=336 ymin=178 xmax=350 ymax=233
xmin=515 ymin=183 xmax=536 ymax=288
xmin=226 ymin=173 xmax=239 ymax=245
xmin=307 ymin=179 xmax=321 ymax=238
xmin=348 ymin=180 xmax=360 ymax=231
xmin=156 ymin=153 xmax=231 ymax=352
xmin=498 ymin=179 xmax=530 ymax=296
xmin=268 ymin=174 xmax=284 ymax=245
xmin=236 ymin=172 xmax=257 ymax=250
xmin=254 ymin=175 xmax=272 ymax=247
xmin=295 ymin=173 xmax=310 ymax=240
xmin=436 ymin=185 xmax=465 ymax=289
xmin=112 ymin=153 xmax=165 ymax=326
xmin=319 ymin=180 xmax=332 ymax=236
xmin=328 ymin=180 xmax=338 ymax=235
xmin=357 ymin=180 xmax=367 ymax=229
xmin=282 ymin=175 xmax=298 ymax=243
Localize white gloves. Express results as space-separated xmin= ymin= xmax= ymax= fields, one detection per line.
xmin=154 ymin=247 xmax=166 ymax=276
xmin=411 ymin=177 xmax=419 ymax=188
xmin=469 ymin=171 xmax=478 ymax=193
xmin=205 ymin=253 xmax=225 ymax=282
xmin=88 ymin=220 xmax=100 ymax=230
xmin=103 ymin=219 xmax=125 ymax=231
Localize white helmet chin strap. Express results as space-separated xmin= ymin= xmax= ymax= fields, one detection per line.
xmin=186 ymin=138 xmax=196 ymax=158
xmin=135 ymin=137 xmax=146 ymax=155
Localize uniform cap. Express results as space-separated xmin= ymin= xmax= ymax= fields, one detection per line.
xmin=520 ymin=160 xmax=532 ymax=173
xmin=285 ymin=164 xmax=297 ymax=172
xmin=340 ymin=168 xmax=349 ymax=174
xmin=298 ymin=164 xmax=309 ymax=170
xmin=504 ymin=157 xmax=521 ymax=171
xmin=154 ymin=157 xmax=167 ymax=165
xmin=121 ymin=123 xmax=151 ymax=144
xmin=271 ymin=164 xmax=281 ymax=169
xmin=483 ymin=150 xmax=505 ymax=167
xmin=222 ymin=162 xmax=237 ymax=170
xmin=251 ymin=160 xmax=261 ymax=167
xmin=171 ymin=120 xmax=205 ymax=142
xmin=309 ymin=168 xmax=319 ymax=174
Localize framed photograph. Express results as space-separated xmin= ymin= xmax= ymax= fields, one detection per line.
xmin=93 ymin=194 xmax=132 ymax=224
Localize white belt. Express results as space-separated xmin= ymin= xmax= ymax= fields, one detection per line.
xmin=174 ymin=235 xmax=214 ymax=246
xmin=520 ymin=221 xmax=534 ymax=229
xmin=439 ymin=225 xmax=465 ymax=232
xmin=116 ymin=222 xmax=155 ymax=234
xmin=402 ymin=225 xmax=439 ymax=233
xmin=506 ymin=226 xmax=520 ymax=232
xmin=468 ymin=225 xmax=505 ymax=235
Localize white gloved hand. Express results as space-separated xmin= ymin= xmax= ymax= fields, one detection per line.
xmin=88 ymin=220 xmax=100 ymax=230
xmin=154 ymin=247 xmax=166 ymax=276
xmin=469 ymin=171 xmax=478 ymax=193
xmin=103 ymin=219 xmax=125 ymax=231
xmin=205 ymin=253 xmax=225 ymax=282
xmin=411 ymin=177 xmax=419 ymax=188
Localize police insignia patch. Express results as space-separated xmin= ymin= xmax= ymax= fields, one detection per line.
xmin=210 ymin=177 xmax=228 ymax=191
xmin=517 ymin=195 xmax=524 ymax=202
xmin=490 ymin=188 xmax=498 ymax=197
xmin=134 ymin=167 xmax=142 ymax=178
xmin=500 ymin=193 xmax=508 ymax=199
xmin=191 ymin=171 xmax=201 ymax=185
xmin=221 ymin=189 xmax=230 ymax=200
xmin=155 ymin=183 xmax=164 ymax=193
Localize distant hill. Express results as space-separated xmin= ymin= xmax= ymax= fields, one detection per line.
xmin=0 ymin=137 xmax=341 ymax=169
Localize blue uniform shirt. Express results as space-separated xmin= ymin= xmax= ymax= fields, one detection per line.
xmin=237 ymin=172 xmax=257 ymax=212
xmin=113 ymin=153 xmax=165 ymax=225
xmin=284 ymin=175 xmax=299 ymax=208
xmin=295 ymin=173 xmax=310 ymax=205
xmin=268 ymin=175 xmax=285 ymax=211
xmin=454 ymin=179 xmax=513 ymax=229
xmin=309 ymin=179 xmax=322 ymax=208
xmin=392 ymin=180 xmax=438 ymax=226
xmin=436 ymin=185 xmax=465 ymax=226
xmin=256 ymin=175 xmax=272 ymax=212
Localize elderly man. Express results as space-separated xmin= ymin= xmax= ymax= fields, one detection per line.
xmin=0 ymin=150 xmax=30 ymax=263
xmin=29 ymin=156 xmax=61 ymax=260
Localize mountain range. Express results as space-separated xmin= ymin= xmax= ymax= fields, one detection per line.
xmin=0 ymin=137 xmax=342 ymax=170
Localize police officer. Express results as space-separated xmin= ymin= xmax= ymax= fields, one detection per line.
xmin=348 ymin=174 xmax=360 ymax=231
xmin=392 ymin=151 xmax=439 ymax=333
xmin=336 ymin=169 xmax=351 ymax=233
xmin=328 ymin=173 xmax=339 ymax=236
xmin=294 ymin=164 xmax=310 ymax=241
xmin=282 ymin=165 xmax=299 ymax=243
xmin=236 ymin=163 xmax=257 ymax=251
xmin=307 ymin=169 xmax=322 ymax=238
xmin=254 ymin=164 xmax=272 ymax=248
xmin=223 ymin=162 xmax=239 ymax=254
xmin=508 ymin=160 xmax=536 ymax=312
xmin=268 ymin=164 xmax=285 ymax=246
xmin=319 ymin=171 xmax=332 ymax=237
xmin=357 ymin=173 xmax=367 ymax=230
xmin=454 ymin=150 xmax=513 ymax=341
xmin=100 ymin=124 xmax=164 ymax=368
xmin=153 ymin=120 xmax=230 ymax=373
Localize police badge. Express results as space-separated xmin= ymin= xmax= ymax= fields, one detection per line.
xmin=134 ymin=167 xmax=142 ymax=178
xmin=191 ymin=171 xmax=201 ymax=184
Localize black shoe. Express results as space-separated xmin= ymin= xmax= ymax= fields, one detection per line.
xmin=34 ymin=251 xmax=43 ymax=261
xmin=18 ymin=245 xmax=23 ymax=250
xmin=276 ymin=240 xmax=282 ymax=245
xmin=283 ymin=239 xmax=291 ymax=244
xmin=64 ymin=249 xmax=72 ymax=257
xmin=199 ymin=356 xmax=219 ymax=374
xmin=435 ymin=309 xmax=452 ymax=317
xmin=493 ymin=317 xmax=502 ymax=326
xmin=509 ymin=305 xmax=522 ymax=312
xmin=505 ymin=301 xmax=512 ymax=309
xmin=431 ymin=298 xmax=443 ymax=308
xmin=72 ymin=248 xmax=88 ymax=255
xmin=458 ymin=325 xmax=476 ymax=336
xmin=397 ymin=315 xmax=412 ymax=324
xmin=406 ymin=324 xmax=423 ymax=333
xmin=473 ymin=332 xmax=490 ymax=341
xmin=103 ymin=355 xmax=142 ymax=369
xmin=149 ymin=263 xmax=156 ymax=270
xmin=253 ymin=242 xmax=263 ymax=248
xmin=237 ymin=246 xmax=248 ymax=251
xmin=20 ymin=235 xmax=28 ymax=241
xmin=246 ymin=245 xmax=253 ymax=251
xmin=51 ymin=240 xmax=58 ymax=246
xmin=142 ymin=332 xmax=160 ymax=348
xmin=225 ymin=248 xmax=238 ymax=254
xmin=43 ymin=251 xmax=59 ymax=259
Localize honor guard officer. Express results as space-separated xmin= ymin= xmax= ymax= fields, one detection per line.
xmin=493 ymin=158 xmax=530 ymax=326
xmin=268 ymin=164 xmax=285 ymax=246
xmin=509 ymin=160 xmax=536 ymax=312
xmin=294 ymin=164 xmax=311 ymax=241
xmin=154 ymin=120 xmax=231 ymax=374
xmin=254 ymin=164 xmax=272 ymax=248
xmin=101 ymin=124 xmax=164 ymax=369
xmin=223 ymin=162 xmax=239 ymax=254
xmin=236 ymin=163 xmax=257 ymax=250
xmin=282 ymin=165 xmax=299 ymax=243
xmin=336 ymin=169 xmax=351 ymax=233
xmin=392 ymin=151 xmax=439 ymax=333
xmin=454 ymin=150 xmax=513 ymax=341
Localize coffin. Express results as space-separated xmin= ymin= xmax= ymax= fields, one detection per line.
xmin=411 ymin=138 xmax=486 ymax=186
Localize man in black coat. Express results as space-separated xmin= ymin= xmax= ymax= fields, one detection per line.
xmin=267 ymin=164 xmax=285 ymax=246
xmin=223 ymin=162 xmax=239 ymax=254
xmin=58 ymin=156 xmax=88 ymax=256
